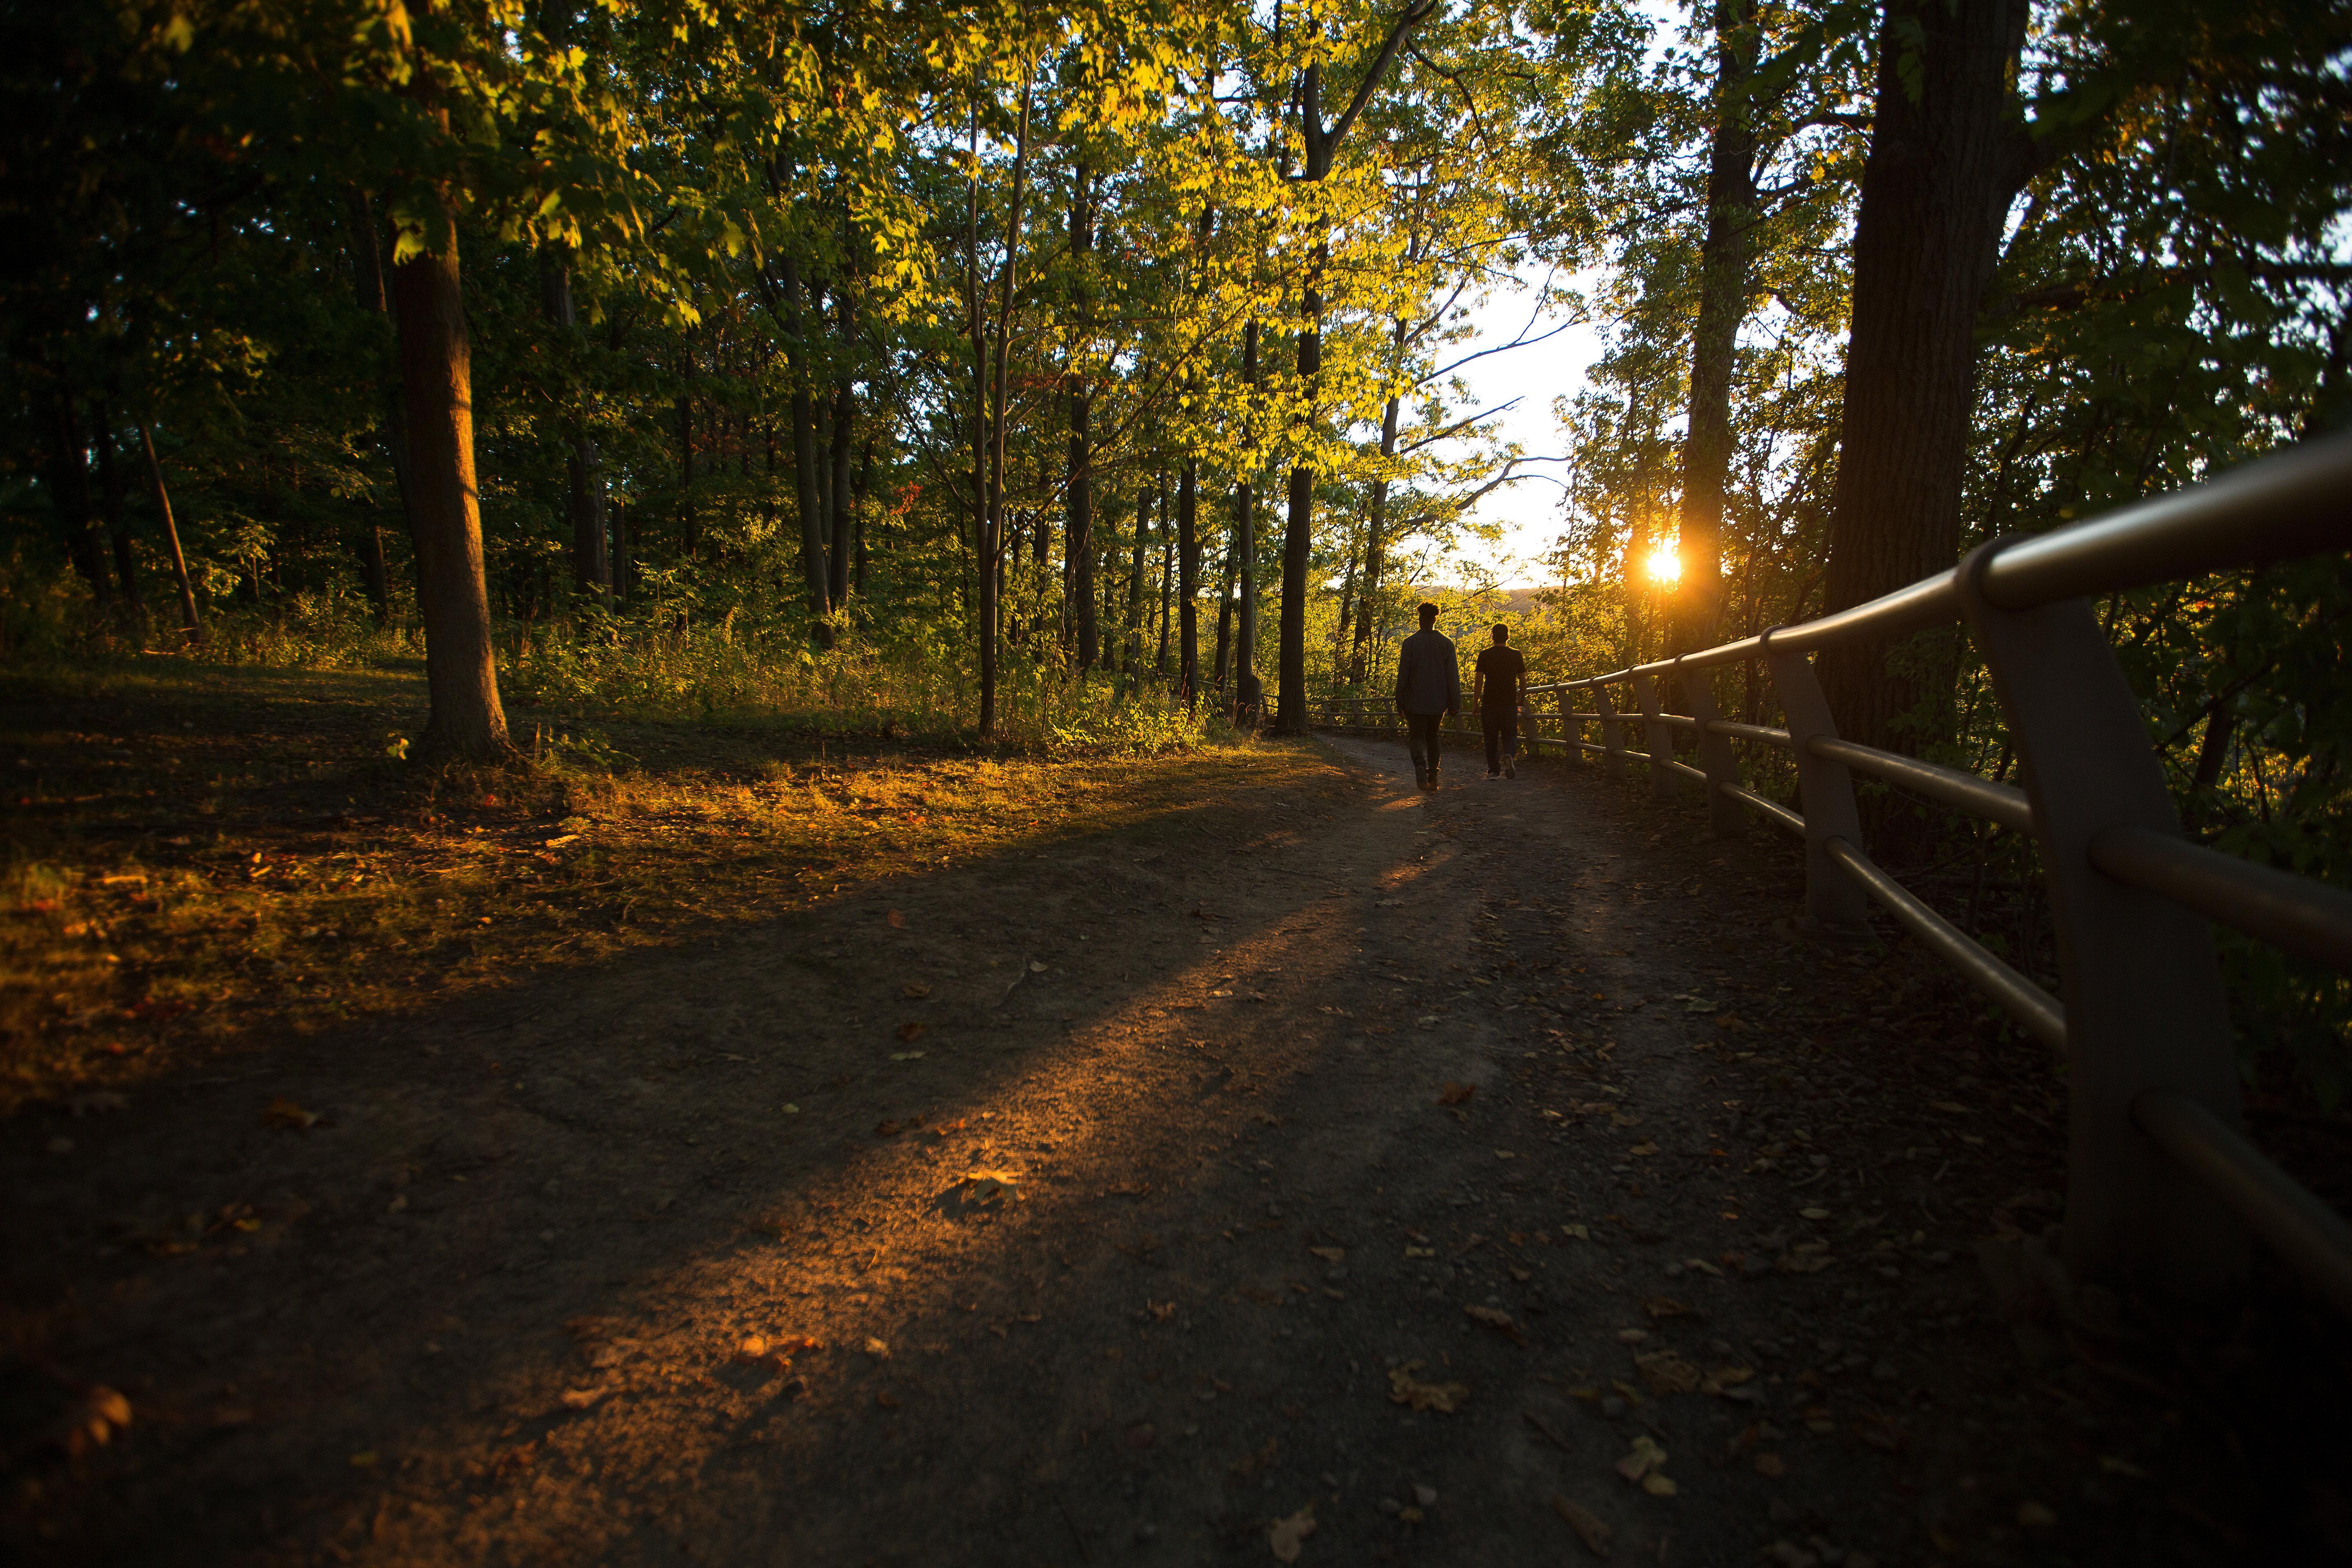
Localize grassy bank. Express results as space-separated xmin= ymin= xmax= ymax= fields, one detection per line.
xmin=1 ymin=654 xmax=1312 ymax=1117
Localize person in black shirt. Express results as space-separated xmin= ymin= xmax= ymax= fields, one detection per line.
xmin=1393 ymin=601 xmax=1461 ymax=791
xmin=1472 ymin=623 xmax=1527 ymax=779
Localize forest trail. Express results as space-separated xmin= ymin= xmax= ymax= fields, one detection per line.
xmin=8 ymin=733 xmax=2252 ymax=1566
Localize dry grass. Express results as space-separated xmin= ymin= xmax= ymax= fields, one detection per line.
xmin=1 ymin=659 xmax=1326 ymax=1116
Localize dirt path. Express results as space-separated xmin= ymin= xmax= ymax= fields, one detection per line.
xmin=4 ymin=731 xmax=2289 ymax=1565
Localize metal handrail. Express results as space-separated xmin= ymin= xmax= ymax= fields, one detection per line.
xmin=1311 ymin=432 xmax=2352 ymax=1315
xmin=1808 ymin=737 xmax=2034 ymax=833
xmin=2134 ymin=1091 xmax=2352 ymax=1320
xmin=1722 ymin=782 xmax=1804 ymax=836
xmin=1824 ymin=837 xmax=2067 ymax=1049
xmin=2091 ymin=826 xmax=2352 ymax=970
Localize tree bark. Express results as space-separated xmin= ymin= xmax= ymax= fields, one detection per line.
xmin=828 ymin=285 xmax=857 ymax=608
xmin=676 ymin=389 xmax=697 ymax=558
xmin=345 ymin=187 xmax=414 ymax=624
xmin=1235 ymin=318 xmax=1259 ymax=704
xmin=92 ymin=404 xmax=143 ymax=628
xmin=780 ymin=253 xmax=831 ymax=632
xmin=1068 ymin=163 xmax=1097 ymax=670
xmin=48 ymin=391 xmax=114 ymax=616
xmin=537 ymin=245 xmax=609 ymax=597
xmin=1274 ymin=4 xmax=1432 ymax=734
xmin=1177 ymin=457 xmax=1200 ymax=708
xmin=1350 ymin=370 xmax=1404 ymax=683
xmin=1818 ymin=0 xmax=2032 ymax=758
xmin=1673 ymin=2 xmax=1759 ymax=660
xmin=137 ymin=423 xmax=202 ymax=641
xmin=982 ymin=75 xmax=1036 ymax=737
xmin=390 ymin=198 xmax=517 ymax=764
xmin=1127 ymin=486 xmax=1149 ymax=675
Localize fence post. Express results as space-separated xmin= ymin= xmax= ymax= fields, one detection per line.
xmin=1763 ymin=636 xmax=1870 ymax=931
xmin=1593 ymin=680 xmax=1627 ymax=780
xmin=1957 ymin=541 xmax=2245 ymax=1305
xmin=1681 ymin=662 xmax=1744 ymax=839
xmin=1556 ymin=686 xmax=1577 ymax=766
xmin=1632 ymin=671 xmax=1673 ymax=800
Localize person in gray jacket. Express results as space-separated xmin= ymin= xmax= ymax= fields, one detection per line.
xmin=1393 ymin=601 xmax=1461 ymax=791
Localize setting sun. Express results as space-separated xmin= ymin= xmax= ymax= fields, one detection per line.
xmin=1645 ymin=547 xmax=1683 ymax=586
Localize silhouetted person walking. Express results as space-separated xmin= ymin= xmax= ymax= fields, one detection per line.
xmin=1473 ymin=622 xmax=1526 ymax=779
xmin=1394 ymin=600 xmax=1460 ymax=792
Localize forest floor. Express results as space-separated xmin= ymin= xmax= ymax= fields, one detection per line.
xmin=4 ymin=665 xmax=2347 ymax=1566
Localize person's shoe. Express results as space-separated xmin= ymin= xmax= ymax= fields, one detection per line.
xmin=1486 ymin=769 xmax=1499 ymax=779
xmin=1504 ymin=755 xmax=1517 ymax=779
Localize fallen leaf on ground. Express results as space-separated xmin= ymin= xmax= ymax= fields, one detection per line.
xmin=1029 ymin=961 xmax=1048 ymax=973
xmin=1615 ymin=1434 xmax=1669 ymax=1483
xmin=1387 ymin=1363 xmax=1470 ymax=1413
xmin=1700 ymin=1365 xmax=1756 ymax=1396
xmin=885 ymin=909 xmax=905 ymax=928
xmin=54 ymin=1385 xmax=131 ymax=1456
xmin=1269 ymin=1505 xmax=1317 ymax=1562
xmin=1641 ymin=1296 xmax=1689 ymax=1320
xmin=958 ymin=1169 xmax=1020 ymax=1203
xmin=1106 ymin=1181 xmax=1149 ymax=1197
xmin=875 ymin=1120 xmax=904 ymax=1138
xmin=896 ymin=1022 xmax=927 ymax=1043
xmin=1464 ymin=1304 xmax=1529 ymax=1345
xmin=1562 ymin=1223 xmax=1592 ymax=1241
xmin=1627 ymin=1140 xmax=1658 ymax=1157
xmin=863 ymin=1337 xmax=890 ymax=1360
xmin=1853 ymin=1412 xmax=1907 ymax=1453
xmin=876 ymin=1391 xmax=901 ymax=1409
xmin=559 ymin=1386 xmax=608 ymax=1410
xmin=1307 ymin=1245 xmax=1345 ymax=1263
xmin=1776 ymin=1243 xmax=1835 ymax=1274
xmin=1550 ymin=1494 xmax=1613 ymax=1558
xmin=1437 ymin=1082 xmax=1476 ymax=1106
xmin=1753 ymin=1452 xmax=1786 ymax=1478
xmin=261 ymin=1096 xmax=325 ymax=1130
xmin=735 ymin=1336 xmax=770 ymax=1360
xmin=1799 ymin=1207 xmax=1831 ymax=1221
xmin=1633 ymin=1352 xmax=1702 ymax=1396
xmin=900 ymin=981 xmax=932 ymax=998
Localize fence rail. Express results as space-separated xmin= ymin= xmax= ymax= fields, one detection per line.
xmin=1317 ymin=431 xmax=2352 ymax=1319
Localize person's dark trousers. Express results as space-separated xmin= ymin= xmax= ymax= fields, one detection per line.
xmin=1482 ymin=710 xmax=1517 ymax=773
xmin=1406 ymin=712 xmax=1445 ymax=779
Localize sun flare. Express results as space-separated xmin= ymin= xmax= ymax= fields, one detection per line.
xmin=1645 ymin=548 xmax=1683 ymax=587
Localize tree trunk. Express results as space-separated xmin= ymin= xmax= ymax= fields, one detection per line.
xmin=676 ymin=390 xmax=697 ymax=558
xmin=391 ymin=200 xmax=516 ymax=764
xmin=1071 ymin=380 xmax=1096 ymax=671
xmin=345 ymin=186 xmax=414 ymax=624
xmin=1127 ymin=487 xmax=1149 ymax=675
xmin=828 ymin=286 xmax=857 ymax=608
xmin=1673 ymin=2 xmax=1759 ymax=660
xmin=1178 ymin=458 xmax=1200 ymax=707
xmin=1276 ymin=247 xmax=1323 ymax=733
xmin=982 ymin=77 xmax=1036 ymax=736
xmin=780 ymin=254 xmax=831 ymax=631
xmin=47 ymin=391 xmax=114 ymax=616
xmin=1350 ymin=381 xmax=1402 ymax=684
xmin=1818 ymin=0 xmax=2032 ymax=759
xmin=137 ymin=424 xmax=202 ymax=641
xmin=92 ymin=404 xmax=143 ymax=629
xmin=1235 ymin=318 xmax=1259 ymax=701
xmin=1067 ymin=164 xmax=1097 ymax=670
xmin=854 ymin=437 xmax=873 ymax=596
xmin=538 ymin=245 xmax=609 ymax=597
xmin=1212 ymin=525 xmax=1239 ymax=690
xmin=1156 ymin=483 xmax=1174 ymax=673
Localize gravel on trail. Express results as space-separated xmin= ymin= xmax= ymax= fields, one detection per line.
xmin=3 ymin=732 xmax=2322 ymax=1565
